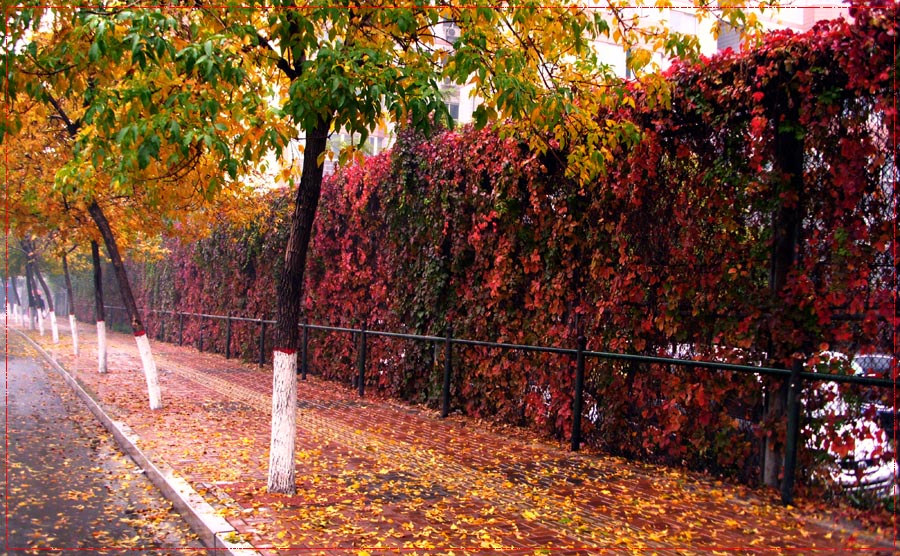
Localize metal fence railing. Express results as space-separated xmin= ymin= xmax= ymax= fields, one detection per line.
xmin=99 ymin=304 xmax=897 ymax=506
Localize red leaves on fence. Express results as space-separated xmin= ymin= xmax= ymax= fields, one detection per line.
xmin=127 ymin=3 xmax=897 ymax=486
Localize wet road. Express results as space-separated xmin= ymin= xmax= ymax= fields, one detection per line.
xmin=3 ymin=329 xmax=206 ymax=555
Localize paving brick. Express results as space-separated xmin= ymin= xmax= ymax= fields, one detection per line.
xmin=24 ymin=322 xmax=898 ymax=556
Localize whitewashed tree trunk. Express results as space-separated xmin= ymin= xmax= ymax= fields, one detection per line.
xmin=268 ymin=349 xmax=298 ymax=494
xmin=61 ymin=254 xmax=78 ymax=354
xmin=97 ymin=320 xmax=108 ymax=373
xmin=49 ymin=311 xmax=59 ymax=343
xmin=69 ymin=314 xmax=79 ymax=356
xmin=89 ymin=203 xmax=163 ymax=412
xmin=135 ymin=332 xmax=162 ymax=410
xmin=37 ymin=310 xmax=45 ymax=336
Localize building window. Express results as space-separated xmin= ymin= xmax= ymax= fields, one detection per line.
xmin=717 ymin=24 xmax=742 ymax=52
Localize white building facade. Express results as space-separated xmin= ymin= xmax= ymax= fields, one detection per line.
xmin=270 ymin=1 xmax=851 ymax=180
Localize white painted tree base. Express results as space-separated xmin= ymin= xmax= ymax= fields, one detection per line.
xmin=97 ymin=321 xmax=108 ymax=373
xmin=49 ymin=311 xmax=59 ymax=343
xmin=37 ymin=311 xmax=45 ymax=336
xmin=69 ymin=314 xmax=79 ymax=356
xmin=268 ymin=349 xmax=298 ymax=494
xmin=135 ymin=333 xmax=163 ymax=410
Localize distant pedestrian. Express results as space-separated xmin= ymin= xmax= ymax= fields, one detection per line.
xmin=33 ymin=290 xmax=46 ymax=317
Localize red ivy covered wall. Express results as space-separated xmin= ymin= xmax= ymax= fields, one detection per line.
xmin=121 ymin=4 xmax=897 ymax=484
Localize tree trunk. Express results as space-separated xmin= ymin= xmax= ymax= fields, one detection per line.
xmin=91 ymin=241 xmax=108 ymax=373
xmin=88 ymin=201 xmax=162 ymax=409
xmin=32 ymin=260 xmax=59 ymax=344
xmin=62 ymin=254 xmax=79 ymax=356
xmin=5 ymin=279 xmax=11 ymax=325
xmin=21 ymin=241 xmax=48 ymax=337
xmin=268 ymin=117 xmax=331 ymax=495
xmin=31 ymin=262 xmax=45 ymax=336
xmin=8 ymin=275 xmax=21 ymax=326
xmin=19 ymin=277 xmax=26 ymax=325
xmin=24 ymin=261 xmax=38 ymax=331
xmin=762 ymin=110 xmax=805 ymax=489
xmin=762 ymin=378 xmax=789 ymax=487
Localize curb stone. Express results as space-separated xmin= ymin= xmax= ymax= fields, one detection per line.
xmin=14 ymin=329 xmax=262 ymax=556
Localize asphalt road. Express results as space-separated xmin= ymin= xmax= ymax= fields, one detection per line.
xmin=3 ymin=329 xmax=206 ymax=555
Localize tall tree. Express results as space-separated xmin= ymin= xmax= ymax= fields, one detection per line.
xmin=91 ymin=240 xmax=108 ymax=374
xmin=29 ymin=245 xmax=60 ymax=344
xmin=234 ymin=3 xmax=456 ymax=494
xmin=19 ymin=236 xmax=64 ymax=343
xmin=5 ymin=245 xmax=26 ymax=326
xmin=3 ymin=4 xmax=262 ymax=408
xmin=23 ymin=257 xmax=38 ymax=331
xmin=61 ymin=252 xmax=79 ymax=355
xmin=7 ymin=275 xmax=21 ymax=325
xmin=87 ymin=200 xmax=161 ymax=407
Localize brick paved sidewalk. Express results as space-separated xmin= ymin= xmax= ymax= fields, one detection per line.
xmin=18 ymin=321 xmax=897 ymax=555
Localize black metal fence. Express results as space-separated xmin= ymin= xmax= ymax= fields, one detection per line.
xmin=101 ymin=304 xmax=897 ymax=506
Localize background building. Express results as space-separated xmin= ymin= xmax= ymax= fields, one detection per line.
xmin=261 ymin=1 xmax=850 ymax=181
xmin=408 ymin=1 xmax=852 ymax=150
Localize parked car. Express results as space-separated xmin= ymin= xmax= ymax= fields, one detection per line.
xmin=807 ymin=352 xmax=897 ymax=502
xmin=851 ymin=353 xmax=897 ymax=440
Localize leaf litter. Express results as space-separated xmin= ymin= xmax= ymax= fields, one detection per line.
xmin=24 ymin=325 xmax=899 ymax=555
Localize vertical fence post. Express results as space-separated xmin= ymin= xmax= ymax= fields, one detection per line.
xmin=198 ymin=316 xmax=204 ymax=352
xmin=570 ymin=335 xmax=587 ymax=452
xmin=441 ymin=328 xmax=452 ymax=418
xmin=357 ymin=322 xmax=367 ymax=397
xmin=160 ymin=314 xmax=165 ymax=342
xmin=178 ymin=313 xmax=184 ymax=346
xmin=225 ymin=316 xmax=233 ymax=360
xmin=430 ymin=341 xmax=436 ymax=373
xmin=258 ymin=320 xmax=266 ymax=367
xmin=301 ymin=319 xmax=309 ymax=380
xmin=781 ymin=357 xmax=804 ymax=506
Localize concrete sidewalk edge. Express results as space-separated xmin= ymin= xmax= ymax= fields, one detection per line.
xmin=14 ymin=330 xmax=263 ymax=556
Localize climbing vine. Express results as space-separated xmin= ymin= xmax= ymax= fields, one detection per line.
xmin=121 ymin=4 xmax=897 ymax=484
